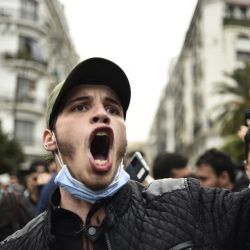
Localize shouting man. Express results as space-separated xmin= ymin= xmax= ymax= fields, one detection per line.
xmin=2 ymin=58 xmax=250 ymax=250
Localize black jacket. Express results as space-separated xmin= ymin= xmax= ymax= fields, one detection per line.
xmin=0 ymin=187 xmax=35 ymax=242
xmin=1 ymin=178 xmax=250 ymax=250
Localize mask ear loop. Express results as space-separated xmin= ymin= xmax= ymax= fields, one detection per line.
xmin=52 ymin=132 xmax=64 ymax=168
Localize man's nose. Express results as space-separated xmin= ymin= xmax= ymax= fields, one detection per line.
xmin=91 ymin=106 xmax=110 ymax=124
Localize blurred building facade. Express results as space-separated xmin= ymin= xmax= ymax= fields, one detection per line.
xmin=0 ymin=0 xmax=78 ymax=163
xmin=146 ymin=0 xmax=250 ymax=165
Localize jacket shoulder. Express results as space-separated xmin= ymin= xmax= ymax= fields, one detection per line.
xmin=0 ymin=212 xmax=46 ymax=248
xmin=143 ymin=177 xmax=199 ymax=196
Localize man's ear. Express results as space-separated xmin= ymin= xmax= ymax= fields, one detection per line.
xmin=43 ymin=129 xmax=57 ymax=152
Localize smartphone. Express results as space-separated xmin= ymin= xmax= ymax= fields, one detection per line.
xmin=125 ymin=152 xmax=152 ymax=183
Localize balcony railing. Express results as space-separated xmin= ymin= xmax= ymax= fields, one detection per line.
xmin=0 ymin=7 xmax=37 ymax=21
xmin=3 ymin=50 xmax=47 ymax=66
xmin=223 ymin=17 xmax=250 ymax=27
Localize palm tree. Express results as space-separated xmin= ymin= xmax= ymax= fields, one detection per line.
xmin=0 ymin=126 xmax=25 ymax=174
xmin=213 ymin=63 xmax=250 ymax=136
xmin=211 ymin=63 xmax=250 ymax=162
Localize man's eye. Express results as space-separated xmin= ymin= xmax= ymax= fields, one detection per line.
xmin=106 ymin=106 xmax=119 ymax=115
xmin=72 ymin=104 xmax=88 ymax=112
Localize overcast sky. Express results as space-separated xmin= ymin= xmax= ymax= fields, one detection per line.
xmin=59 ymin=0 xmax=198 ymax=143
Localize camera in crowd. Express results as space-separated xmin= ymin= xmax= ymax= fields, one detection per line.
xmin=125 ymin=152 xmax=154 ymax=185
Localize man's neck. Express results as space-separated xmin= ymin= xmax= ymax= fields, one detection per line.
xmin=59 ymin=187 xmax=92 ymax=222
xmin=59 ymin=188 xmax=106 ymax=226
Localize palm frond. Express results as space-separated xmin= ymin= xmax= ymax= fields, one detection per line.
xmin=212 ymin=63 xmax=250 ymax=136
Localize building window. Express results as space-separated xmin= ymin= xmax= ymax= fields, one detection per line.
xmin=226 ymin=4 xmax=235 ymax=18
xmin=193 ymin=121 xmax=201 ymax=136
xmin=238 ymin=33 xmax=249 ymax=40
xmin=236 ymin=51 xmax=250 ymax=62
xmin=18 ymin=35 xmax=44 ymax=62
xmin=240 ymin=7 xmax=247 ymax=19
xmin=226 ymin=4 xmax=249 ymax=20
xmin=16 ymin=76 xmax=35 ymax=103
xmin=20 ymin=0 xmax=38 ymax=21
xmin=15 ymin=120 xmax=34 ymax=146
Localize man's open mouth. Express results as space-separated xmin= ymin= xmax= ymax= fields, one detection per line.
xmin=90 ymin=128 xmax=113 ymax=166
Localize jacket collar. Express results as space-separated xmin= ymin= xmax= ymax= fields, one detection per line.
xmin=50 ymin=182 xmax=132 ymax=226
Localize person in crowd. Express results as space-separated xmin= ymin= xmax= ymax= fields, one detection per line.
xmin=2 ymin=57 xmax=250 ymax=249
xmin=243 ymin=128 xmax=250 ymax=182
xmin=234 ymin=162 xmax=250 ymax=191
xmin=36 ymin=160 xmax=58 ymax=214
xmin=195 ymin=148 xmax=238 ymax=191
xmin=23 ymin=160 xmax=51 ymax=214
xmin=238 ymin=125 xmax=249 ymax=142
xmin=29 ymin=160 xmax=49 ymax=174
xmin=0 ymin=160 xmax=54 ymax=240
xmin=0 ymin=176 xmax=34 ymax=241
xmin=152 ymin=152 xmax=192 ymax=179
xmin=238 ymin=124 xmax=250 ymax=182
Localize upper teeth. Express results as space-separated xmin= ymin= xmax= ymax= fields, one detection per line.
xmin=96 ymin=131 xmax=107 ymax=136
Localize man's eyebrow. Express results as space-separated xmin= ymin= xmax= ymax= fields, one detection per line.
xmin=105 ymin=97 xmax=121 ymax=107
xmin=66 ymin=96 xmax=92 ymax=105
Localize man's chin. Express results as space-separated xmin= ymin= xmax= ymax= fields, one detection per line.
xmin=84 ymin=176 xmax=114 ymax=191
xmin=86 ymin=182 xmax=110 ymax=191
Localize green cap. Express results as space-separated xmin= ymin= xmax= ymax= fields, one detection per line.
xmin=45 ymin=57 xmax=131 ymax=129
xmin=45 ymin=81 xmax=63 ymax=129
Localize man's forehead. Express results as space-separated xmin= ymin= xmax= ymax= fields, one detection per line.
xmin=197 ymin=164 xmax=215 ymax=174
xmin=67 ymin=84 xmax=121 ymax=103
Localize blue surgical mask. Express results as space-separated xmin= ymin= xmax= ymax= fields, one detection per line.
xmin=54 ymin=163 xmax=130 ymax=203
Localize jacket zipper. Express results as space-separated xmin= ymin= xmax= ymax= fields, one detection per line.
xmin=105 ymin=233 xmax=112 ymax=250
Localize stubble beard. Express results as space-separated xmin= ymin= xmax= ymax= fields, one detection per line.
xmin=56 ymin=133 xmax=128 ymax=191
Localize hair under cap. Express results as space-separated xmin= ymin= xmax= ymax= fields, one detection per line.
xmin=45 ymin=57 xmax=131 ymax=129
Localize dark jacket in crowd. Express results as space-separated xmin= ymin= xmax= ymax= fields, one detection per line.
xmin=1 ymin=178 xmax=250 ymax=250
xmin=0 ymin=187 xmax=35 ymax=242
xmin=36 ymin=173 xmax=57 ymax=215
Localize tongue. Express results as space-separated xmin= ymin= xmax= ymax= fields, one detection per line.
xmin=90 ymin=154 xmax=112 ymax=173
xmin=94 ymin=154 xmax=106 ymax=160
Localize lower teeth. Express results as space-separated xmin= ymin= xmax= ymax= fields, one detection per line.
xmin=95 ymin=159 xmax=107 ymax=165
